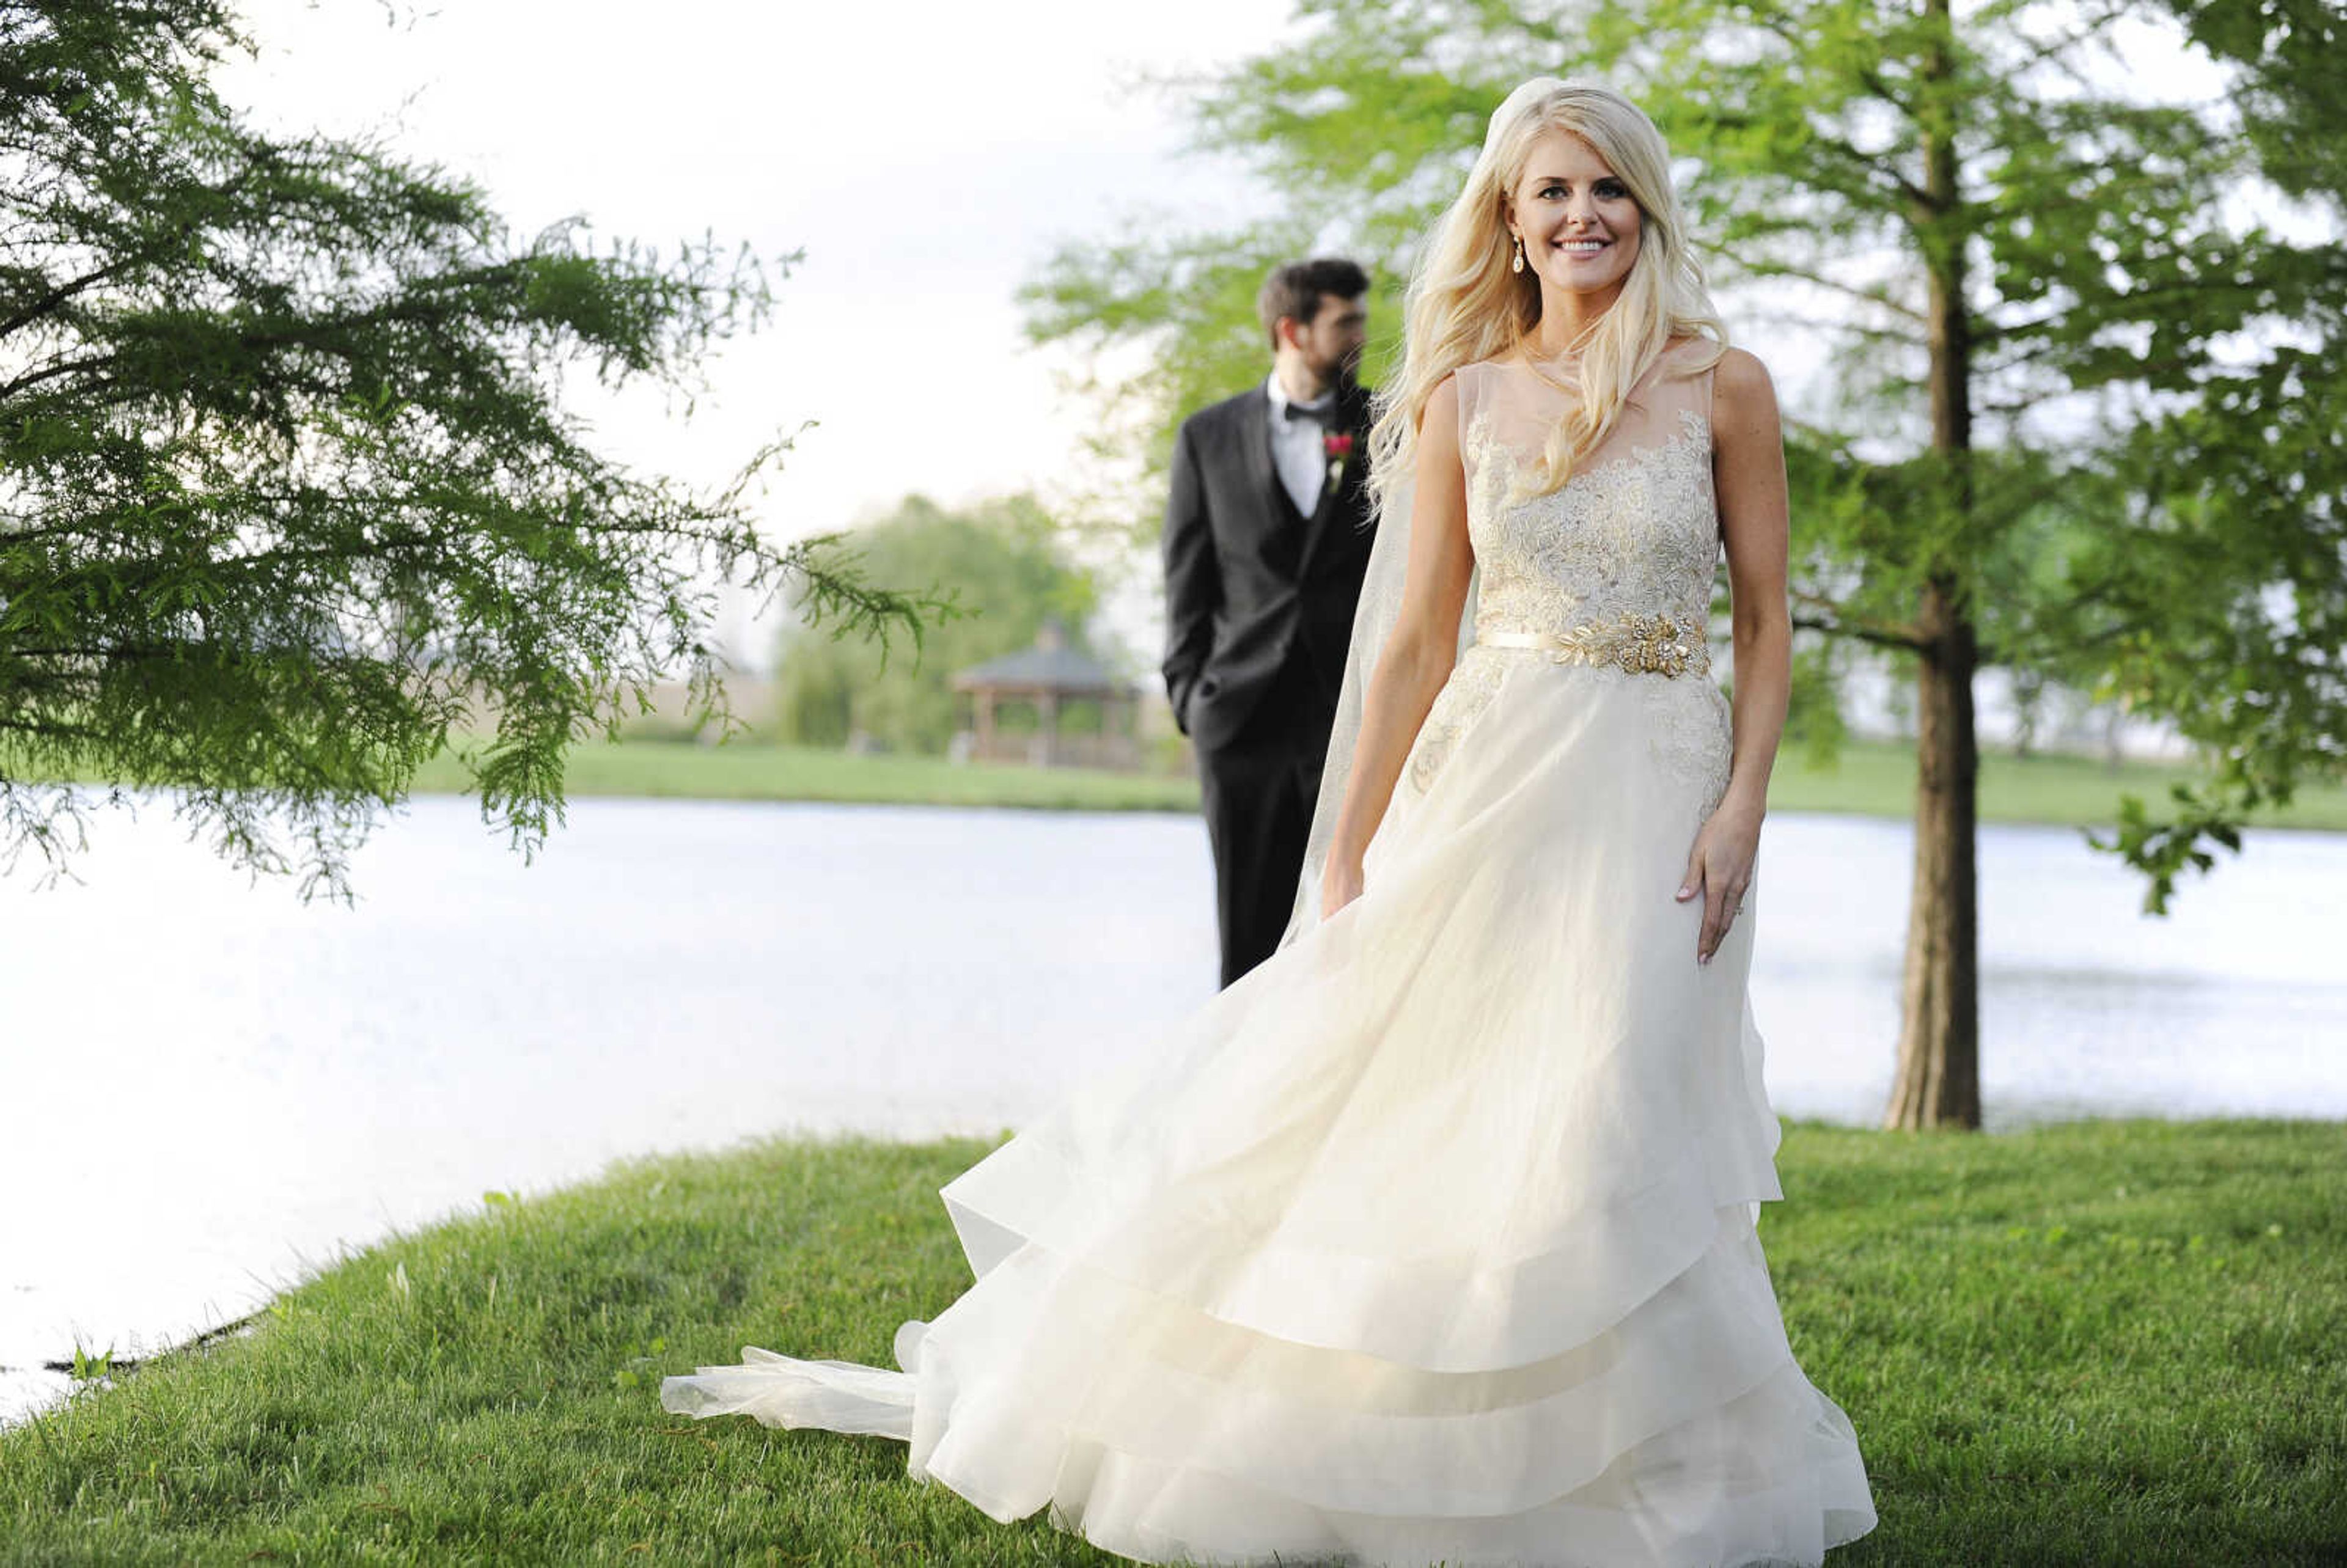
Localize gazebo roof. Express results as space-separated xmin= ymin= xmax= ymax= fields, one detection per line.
xmin=952 ymin=640 xmax=1131 ymax=697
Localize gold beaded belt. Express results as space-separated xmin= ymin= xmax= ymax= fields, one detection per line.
xmin=1477 ymin=614 xmax=1710 ymax=678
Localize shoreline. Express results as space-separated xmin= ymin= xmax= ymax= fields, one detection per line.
xmin=17 ymin=736 xmax=2345 ymax=833
xmin=389 ymin=735 xmax=2347 ymax=835
xmin=396 ymin=782 xmax=2347 ymax=838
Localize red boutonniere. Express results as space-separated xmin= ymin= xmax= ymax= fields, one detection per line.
xmin=1323 ymin=431 xmax=1356 ymax=483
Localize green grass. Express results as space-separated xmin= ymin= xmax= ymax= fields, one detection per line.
xmin=1769 ymin=739 xmax=2347 ymax=833
xmin=399 ymin=736 xmax=2347 ymax=833
xmin=411 ymin=739 xmax=1204 ymax=813
xmin=15 ymin=730 xmax=2345 ymax=830
xmin=5 ymin=1121 xmax=2342 ymax=1564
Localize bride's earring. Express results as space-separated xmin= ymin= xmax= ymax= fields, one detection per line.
xmin=1511 ymin=235 xmax=1526 ymax=274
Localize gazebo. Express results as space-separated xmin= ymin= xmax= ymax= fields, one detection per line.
xmin=951 ymin=620 xmax=1140 ymax=770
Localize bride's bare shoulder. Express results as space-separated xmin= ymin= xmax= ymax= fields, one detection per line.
xmin=1710 ymin=346 xmax=1778 ymax=420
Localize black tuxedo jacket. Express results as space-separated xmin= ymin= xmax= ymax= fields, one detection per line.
xmin=1161 ymin=379 xmax=1378 ymax=755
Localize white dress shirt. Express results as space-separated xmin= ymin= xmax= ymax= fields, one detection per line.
xmin=1264 ymin=372 xmax=1335 ymax=518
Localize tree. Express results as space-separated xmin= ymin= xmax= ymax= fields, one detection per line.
xmin=771 ymin=494 xmax=1103 ymax=755
xmin=0 ymin=0 xmax=927 ymax=896
xmin=1024 ymin=0 xmax=2345 ymax=1128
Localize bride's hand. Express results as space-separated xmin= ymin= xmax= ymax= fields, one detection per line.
xmin=1320 ymin=857 xmax=1365 ymax=920
xmin=1676 ymin=793 xmax=1763 ymax=965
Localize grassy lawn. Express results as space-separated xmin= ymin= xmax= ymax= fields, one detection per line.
xmin=406 ymin=734 xmax=2347 ymax=833
xmin=5 ymin=1120 xmax=2341 ymax=1564
xmin=1771 ymin=739 xmax=2347 ymax=833
xmin=16 ymin=733 xmax=2344 ymax=830
xmin=411 ymin=739 xmax=1204 ymax=813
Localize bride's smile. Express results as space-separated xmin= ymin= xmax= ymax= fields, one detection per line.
xmin=1510 ymin=128 xmax=1644 ymax=306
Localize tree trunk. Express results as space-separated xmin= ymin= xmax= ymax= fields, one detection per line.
xmin=1886 ymin=0 xmax=1984 ymax=1129
xmin=1885 ymin=574 xmax=1982 ymax=1129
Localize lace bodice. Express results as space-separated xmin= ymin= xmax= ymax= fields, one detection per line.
xmin=1401 ymin=340 xmax=1732 ymax=805
xmin=1456 ymin=340 xmax=1721 ymax=638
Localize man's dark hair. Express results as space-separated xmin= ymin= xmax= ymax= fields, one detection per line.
xmin=1257 ymin=257 xmax=1370 ymax=350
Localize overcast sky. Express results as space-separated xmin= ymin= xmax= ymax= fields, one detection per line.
xmin=216 ymin=0 xmax=1298 ymax=667
xmin=208 ymin=3 xmax=2251 ymax=678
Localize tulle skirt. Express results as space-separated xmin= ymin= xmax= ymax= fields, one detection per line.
xmin=664 ymin=654 xmax=1878 ymax=1566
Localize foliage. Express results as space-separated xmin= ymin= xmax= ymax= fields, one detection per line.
xmin=3 ymin=1121 xmax=2343 ymax=1563
xmin=0 ymin=0 xmax=931 ymax=896
xmin=769 ymin=494 xmax=1104 ymax=755
xmin=1022 ymin=0 xmax=2347 ymax=911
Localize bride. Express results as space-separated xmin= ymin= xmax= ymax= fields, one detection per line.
xmin=664 ymin=78 xmax=1880 ymax=1567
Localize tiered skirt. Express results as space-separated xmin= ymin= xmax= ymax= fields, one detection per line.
xmin=665 ymin=658 xmax=1878 ymax=1566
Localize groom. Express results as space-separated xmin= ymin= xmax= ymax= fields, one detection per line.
xmin=1162 ymin=257 xmax=1375 ymax=987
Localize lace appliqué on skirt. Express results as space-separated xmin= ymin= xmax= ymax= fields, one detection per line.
xmin=1405 ymin=650 xmax=1510 ymax=797
xmin=1639 ymin=676 xmax=1736 ymax=825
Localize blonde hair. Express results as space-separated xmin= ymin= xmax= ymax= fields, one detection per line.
xmin=1368 ymin=78 xmax=1727 ymax=507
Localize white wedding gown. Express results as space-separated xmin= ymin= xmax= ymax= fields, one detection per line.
xmin=664 ymin=338 xmax=1879 ymax=1566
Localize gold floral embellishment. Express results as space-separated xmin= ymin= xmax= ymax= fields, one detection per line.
xmin=1552 ymin=612 xmax=1706 ymax=677
xmin=1478 ymin=614 xmax=1711 ymax=678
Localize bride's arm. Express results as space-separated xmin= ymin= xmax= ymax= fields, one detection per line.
xmin=1677 ymin=346 xmax=1791 ymax=963
xmin=1320 ymin=375 xmax=1475 ymax=917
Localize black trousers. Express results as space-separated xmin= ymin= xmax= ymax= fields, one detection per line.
xmin=1195 ymin=669 xmax=1338 ymax=989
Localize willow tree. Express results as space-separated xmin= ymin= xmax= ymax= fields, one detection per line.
xmin=1 ymin=0 xmax=924 ymax=896
xmin=1025 ymin=0 xmax=2345 ymax=1128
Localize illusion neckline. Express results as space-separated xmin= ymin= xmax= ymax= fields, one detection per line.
xmin=1506 ymin=346 xmax=1583 ymax=375
xmin=1492 ymin=335 xmax=1703 ymax=381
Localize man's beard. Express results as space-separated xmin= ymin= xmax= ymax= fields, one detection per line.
xmin=1313 ymin=348 xmax=1361 ymax=392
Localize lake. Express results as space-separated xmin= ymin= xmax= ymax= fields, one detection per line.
xmin=5 ymin=795 xmax=2344 ymax=1423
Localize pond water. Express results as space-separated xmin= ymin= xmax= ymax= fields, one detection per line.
xmin=5 ymin=795 xmax=2343 ymax=1423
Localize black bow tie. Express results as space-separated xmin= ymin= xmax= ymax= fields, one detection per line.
xmin=1282 ymin=398 xmax=1338 ymax=426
